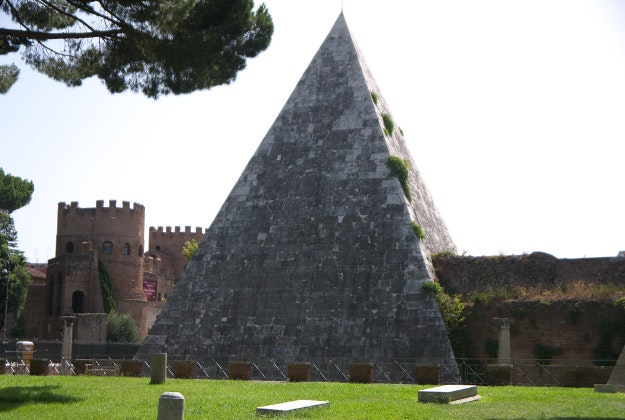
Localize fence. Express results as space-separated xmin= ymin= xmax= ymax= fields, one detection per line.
xmin=0 ymin=341 xmax=618 ymax=387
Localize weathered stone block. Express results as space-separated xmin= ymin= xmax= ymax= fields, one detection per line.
xmin=487 ymin=364 xmax=513 ymax=386
xmin=230 ymin=361 xmax=251 ymax=380
xmin=29 ymin=359 xmax=49 ymax=376
xmin=173 ymin=361 xmax=195 ymax=379
xmin=73 ymin=359 xmax=91 ymax=375
xmin=349 ymin=363 xmax=373 ymax=383
xmin=594 ymin=384 xmax=625 ymax=393
xmin=121 ymin=360 xmax=143 ymax=377
xmin=287 ymin=362 xmax=310 ymax=382
xmin=416 ymin=364 xmax=441 ymax=384
xmin=256 ymin=400 xmax=329 ymax=415
xmin=563 ymin=366 xmax=611 ymax=388
xmin=418 ymin=385 xmax=479 ymax=404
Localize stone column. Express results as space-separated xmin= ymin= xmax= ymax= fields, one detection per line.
xmin=60 ymin=315 xmax=76 ymax=375
xmin=495 ymin=318 xmax=511 ymax=364
xmin=151 ymin=353 xmax=167 ymax=384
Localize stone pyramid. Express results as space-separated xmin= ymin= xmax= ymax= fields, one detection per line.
xmin=138 ymin=13 xmax=458 ymax=378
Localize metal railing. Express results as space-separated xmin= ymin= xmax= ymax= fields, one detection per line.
xmin=2 ymin=353 xmax=620 ymax=387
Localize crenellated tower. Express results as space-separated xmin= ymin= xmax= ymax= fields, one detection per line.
xmin=47 ymin=200 xmax=148 ymax=337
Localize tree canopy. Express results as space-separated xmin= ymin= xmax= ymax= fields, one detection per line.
xmin=0 ymin=0 xmax=274 ymax=97
xmin=0 ymin=168 xmax=34 ymax=213
xmin=0 ymin=168 xmax=34 ymax=337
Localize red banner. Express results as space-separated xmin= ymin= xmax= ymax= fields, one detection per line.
xmin=143 ymin=279 xmax=157 ymax=301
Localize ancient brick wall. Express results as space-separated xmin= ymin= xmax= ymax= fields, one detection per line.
xmin=148 ymin=226 xmax=206 ymax=284
xmin=74 ymin=313 xmax=107 ymax=343
xmin=434 ymin=253 xmax=625 ymax=362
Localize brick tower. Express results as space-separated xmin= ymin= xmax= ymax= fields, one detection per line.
xmin=138 ymin=13 xmax=458 ymax=381
xmin=46 ymin=200 xmax=148 ymax=336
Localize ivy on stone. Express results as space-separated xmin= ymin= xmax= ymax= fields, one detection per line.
xmin=422 ymin=281 xmax=469 ymax=358
xmin=98 ymin=260 xmax=115 ymax=314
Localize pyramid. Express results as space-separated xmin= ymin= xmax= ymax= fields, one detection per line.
xmin=138 ymin=13 xmax=458 ymax=380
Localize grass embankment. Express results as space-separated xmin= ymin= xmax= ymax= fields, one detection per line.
xmin=1 ymin=376 xmax=625 ymax=419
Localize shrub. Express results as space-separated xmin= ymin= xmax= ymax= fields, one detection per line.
xmin=381 ymin=113 xmax=394 ymax=135
xmin=422 ymin=281 xmax=443 ymax=295
xmin=386 ymin=156 xmax=411 ymax=201
xmin=370 ymin=91 xmax=378 ymax=105
xmin=107 ymin=311 xmax=141 ymax=343
xmin=411 ymin=221 xmax=425 ymax=240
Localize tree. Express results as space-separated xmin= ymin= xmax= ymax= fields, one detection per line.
xmin=0 ymin=168 xmax=34 ymax=335
xmin=182 ymin=238 xmax=198 ymax=263
xmin=0 ymin=0 xmax=274 ymax=97
xmin=0 ymin=168 xmax=34 ymax=213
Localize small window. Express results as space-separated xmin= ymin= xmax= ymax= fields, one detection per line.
xmin=65 ymin=242 xmax=74 ymax=254
xmin=155 ymin=245 xmax=160 ymax=251
xmin=122 ymin=243 xmax=130 ymax=255
xmin=139 ymin=245 xmax=144 ymax=257
xmin=102 ymin=241 xmax=113 ymax=254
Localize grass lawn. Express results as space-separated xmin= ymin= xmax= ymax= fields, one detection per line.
xmin=0 ymin=376 xmax=624 ymax=419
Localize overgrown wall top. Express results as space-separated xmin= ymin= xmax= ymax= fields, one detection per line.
xmin=434 ymin=252 xmax=625 ymax=295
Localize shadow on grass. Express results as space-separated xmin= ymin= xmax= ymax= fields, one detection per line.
xmin=0 ymin=385 xmax=82 ymax=412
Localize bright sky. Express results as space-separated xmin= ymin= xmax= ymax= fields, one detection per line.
xmin=1 ymin=0 xmax=624 ymax=263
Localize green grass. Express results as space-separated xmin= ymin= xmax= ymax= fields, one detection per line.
xmin=1 ymin=376 xmax=624 ymax=419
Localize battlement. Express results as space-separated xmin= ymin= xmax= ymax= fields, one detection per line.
xmin=58 ymin=200 xmax=145 ymax=215
xmin=149 ymin=226 xmax=206 ymax=235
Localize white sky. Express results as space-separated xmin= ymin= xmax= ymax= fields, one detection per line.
xmin=1 ymin=0 xmax=624 ymax=263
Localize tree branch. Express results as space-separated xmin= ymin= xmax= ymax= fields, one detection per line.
xmin=0 ymin=27 xmax=122 ymax=40
xmin=38 ymin=0 xmax=98 ymax=33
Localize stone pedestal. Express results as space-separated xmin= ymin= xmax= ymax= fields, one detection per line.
xmin=287 ymin=362 xmax=310 ymax=382
xmin=229 ymin=361 xmax=251 ymax=380
xmin=173 ymin=361 xmax=195 ymax=379
xmin=487 ymin=364 xmax=513 ymax=386
xmin=349 ymin=363 xmax=373 ymax=383
xmin=151 ymin=353 xmax=167 ymax=384
xmin=416 ymin=364 xmax=441 ymax=384
xmin=157 ymin=392 xmax=184 ymax=420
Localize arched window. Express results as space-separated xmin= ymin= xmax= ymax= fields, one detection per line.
xmin=102 ymin=241 xmax=113 ymax=254
xmin=72 ymin=291 xmax=85 ymax=313
xmin=65 ymin=242 xmax=74 ymax=254
xmin=122 ymin=243 xmax=131 ymax=255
